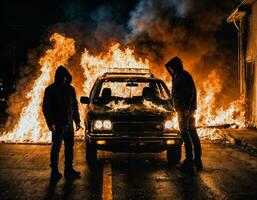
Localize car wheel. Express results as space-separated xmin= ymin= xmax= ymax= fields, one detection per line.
xmin=167 ymin=145 xmax=181 ymax=164
xmin=86 ymin=139 xmax=97 ymax=166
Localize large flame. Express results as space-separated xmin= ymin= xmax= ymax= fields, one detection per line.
xmin=81 ymin=43 xmax=149 ymax=96
xmin=0 ymin=33 xmax=76 ymax=143
xmin=0 ymin=33 xmax=245 ymax=143
xmin=196 ymin=71 xmax=245 ymax=128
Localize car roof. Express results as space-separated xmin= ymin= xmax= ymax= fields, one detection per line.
xmin=98 ymin=75 xmax=164 ymax=82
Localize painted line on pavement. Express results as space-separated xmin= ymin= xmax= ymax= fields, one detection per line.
xmin=102 ymin=161 xmax=113 ymax=200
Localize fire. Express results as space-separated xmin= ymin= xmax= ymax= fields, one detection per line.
xmin=142 ymin=100 xmax=169 ymax=113
xmin=106 ymin=100 xmax=169 ymax=113
xmin=0 ymin=33 xmax=76 ymax=143
xmin=0 ymin=33 xmax=246 ymax=143
xmin=196 ymin=70 xmax=245 ymax=128
xmin=107 ymin=100 xmax=130 ymax=111
xmin=81 ymin=43 xmax=149 ymax=96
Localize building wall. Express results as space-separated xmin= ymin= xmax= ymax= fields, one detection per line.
xmin=246 ymin=1 xmax=257 ymax=127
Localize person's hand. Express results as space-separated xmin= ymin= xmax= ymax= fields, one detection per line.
xmin=49 ymin=125 xmax=56 ymax=132
xmin=75 ymin=123 xmax=81 ymax=131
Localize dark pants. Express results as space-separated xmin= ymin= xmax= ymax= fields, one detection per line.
xmin=50 ymin=125 xmax=74 ymax=170
xmin=177 ymin=111 xmax=202 ymax=161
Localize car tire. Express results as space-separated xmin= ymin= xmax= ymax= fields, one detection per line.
xmin=86 ymin=139 xmax=97 ymax=166
xmin=167 ymin=145 xmax=181 ymax=164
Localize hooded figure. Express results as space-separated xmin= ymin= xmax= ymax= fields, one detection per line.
xmin=165 ymin=56 xmax=197 ymax=111
xmin=165 ymin=57 xmax=202 ymax=173
xmin=43 ymin=65 xmax=81 ymax=180
xmin=43 ymin=66 xmax=80 ymax=127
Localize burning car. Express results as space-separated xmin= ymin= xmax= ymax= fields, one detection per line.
xmin=80 ymin=68 xmax=182 ymax=165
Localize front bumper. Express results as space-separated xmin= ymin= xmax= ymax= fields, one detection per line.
xmin=86 ymin=133 xmax=182 ymax=152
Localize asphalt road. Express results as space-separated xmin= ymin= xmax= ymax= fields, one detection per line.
xmin=0 ymin=141 xmax=256 ymax=200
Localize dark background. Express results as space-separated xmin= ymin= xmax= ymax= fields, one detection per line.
xmin=0 ymin=0 xmax=138 ymax=77
xmin=0 ymin=0 xmax=239 ymax=95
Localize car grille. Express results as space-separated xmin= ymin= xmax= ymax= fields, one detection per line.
xmin=113 ymin=121 xmax=163 ymax=133
xmin=112 ymin=115 xmax=164 ymax=122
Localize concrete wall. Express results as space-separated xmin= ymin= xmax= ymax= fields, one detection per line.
xmin=246 ymin=1 xmax=257 ymax=127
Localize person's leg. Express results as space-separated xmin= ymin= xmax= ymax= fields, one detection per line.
xmin=63 ymin=126 xmax=80 ymax=178
xmin=50 ymin=130 xmax=63 ymax=179
xmin=63 ymin=127 xmax=74 ymax=169
xmin=50 ymin=132 xmax=62 ymax=169
xmin=178 ymin=112 xmax=193 ymax=162
xmin=177 ymin=111 xmax=194 ymax=173
xmin=188 ymin=112 xmax=203 ymax=170
xmin=188 ymin=112 xmax=202 ymax=159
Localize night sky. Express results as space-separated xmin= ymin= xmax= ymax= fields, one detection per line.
xmin=0 ymin=0 xmax=239 ymax=87
xmin=0 ymin=0 xmax=136 ymax=76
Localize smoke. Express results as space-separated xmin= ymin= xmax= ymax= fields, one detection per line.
xmin=128 ymin=0 xmax=231 ymax=63
xmin=4 ymin=0 xmax=239 ymax=135
xmin=90 ymin=4 xmax=127 ymax=43
xmin=127 ymin=0 xmax=238 ymax=106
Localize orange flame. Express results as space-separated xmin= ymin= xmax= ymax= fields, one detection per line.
xmin=0 ymin=33 xmax=76 ymax=143
xmin=196 ymin=70 xmax=245 ymax=128
xmin=81 ymin=43 xmax=149 ymax=96
xmin=0 ymin=33 xmax=246 ymax=143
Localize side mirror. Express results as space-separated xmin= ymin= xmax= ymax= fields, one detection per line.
xmin=80 ymin=96 xmax=89 ymax=104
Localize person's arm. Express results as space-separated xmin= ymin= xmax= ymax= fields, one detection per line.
xmin=173 ymin=75 xmax=194 ymax=112
xmin=42 ymin=88 xmax=55 ymax=131
xmin=71 ymin=87 xmax=81 ymax=130
xmin=173 ymin=76 xmax=187 ymax=111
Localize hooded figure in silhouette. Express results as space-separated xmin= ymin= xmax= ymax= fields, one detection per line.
xmin=165 ymin=57 xmax=202 ymax=173
xmin=43 ymin=65 xmax=81 ymax=180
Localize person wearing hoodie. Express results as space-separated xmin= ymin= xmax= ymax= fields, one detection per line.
xmin=165 ymin=56 xmax=202 ymax=173
xmin=43 ymin=65 xmax=81 ymax=180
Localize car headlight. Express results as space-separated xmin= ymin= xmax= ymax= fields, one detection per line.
xmin=93 ymin=119 xmax=112 ymax=130
xmin=164 ymin=120 xmax=175 ymax=130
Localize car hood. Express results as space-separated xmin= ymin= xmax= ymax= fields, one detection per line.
xmin=88 ymin=100 xmax=175 ymax=119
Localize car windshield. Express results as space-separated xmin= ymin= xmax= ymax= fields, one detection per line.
xmin=93 ymin=79 xmax=170 ymax=104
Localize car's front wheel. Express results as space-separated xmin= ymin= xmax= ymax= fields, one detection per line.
xmin=86 ymin=139 xmax=97 ymax=166
xmin=167 ymin=145 xmax=181 ymax=164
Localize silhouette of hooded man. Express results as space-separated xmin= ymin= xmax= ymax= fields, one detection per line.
xmin=43 ymin=66 xmax=81 ymax=180
xmin=165 ymin=57 xmax=203 ymax=173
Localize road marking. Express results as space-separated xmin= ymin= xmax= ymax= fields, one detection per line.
xmin=102 ymin=161 xmax=113 ymax=200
